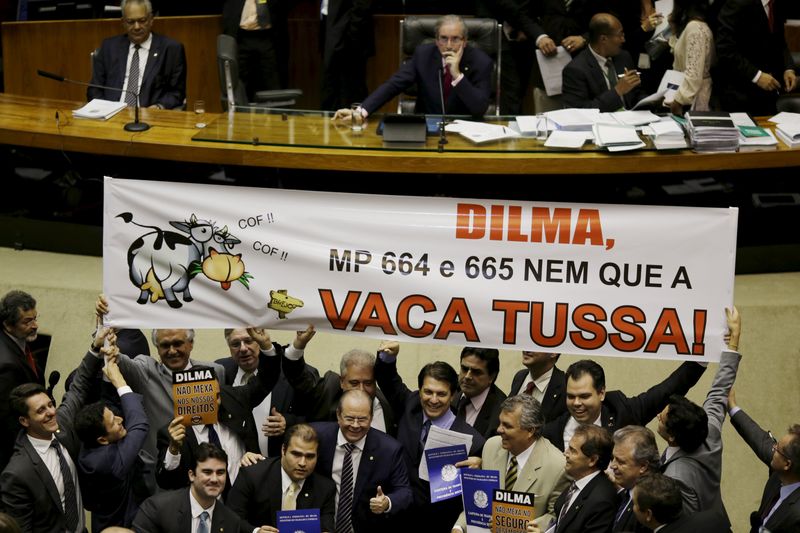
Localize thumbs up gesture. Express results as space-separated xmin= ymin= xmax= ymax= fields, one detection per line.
xmin=262 ymin=407 xmax=287 ymax=437
xmin=369 ymin=485 xmax=390 ymax=514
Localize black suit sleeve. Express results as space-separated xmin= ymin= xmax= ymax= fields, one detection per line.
xmin=152 ymin=40 xmax=187 ymax=110
xmin=623 ymin=361 xmax=706 ymax=425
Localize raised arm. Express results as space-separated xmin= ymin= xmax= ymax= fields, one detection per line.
xmin=703 ymin=307 xmax=742 ymax=430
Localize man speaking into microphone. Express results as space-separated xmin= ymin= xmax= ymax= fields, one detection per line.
xmin=332 ymin=14 xmax=492 ymax=121
xmin=88 ymin=0 xmax=186 ymax=110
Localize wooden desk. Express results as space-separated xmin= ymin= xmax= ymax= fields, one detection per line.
xmin=1 ymin=93 xmax=799 ymax=175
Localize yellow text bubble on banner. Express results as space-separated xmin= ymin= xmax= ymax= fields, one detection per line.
xmin=172 ymin=367 xmax=220 ymax=426
xmin=491 ymin=490 xmax=535 ymax=533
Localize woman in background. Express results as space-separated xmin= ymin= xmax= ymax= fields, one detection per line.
xmin=667 ymin=0 xmax=714 ymax=114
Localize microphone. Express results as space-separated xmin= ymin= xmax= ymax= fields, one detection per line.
xmin=437 ymin=65 xmax=449 ymax=152
xmin=46 ymin=370 xmax=61 ymax=400
xmin=37 ymin=69 xmax=151 ymax=132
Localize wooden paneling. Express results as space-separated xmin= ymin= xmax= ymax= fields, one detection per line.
xmin=2 ymin=15 xmax=223 ymax=111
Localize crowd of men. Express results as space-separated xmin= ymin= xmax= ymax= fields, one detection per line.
xmin=0 ymin=289 xmax=798 ymax=532
xmin=69 ymin=0 xmax=798 ymax=120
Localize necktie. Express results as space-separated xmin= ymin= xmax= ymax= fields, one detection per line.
xmin=283 ymin=481 xmax=299 ymax=511
xmin=206 ymin=424 xmax=222 ymax=448
xmin=335 ymin=443 xmax=355 ymax=533
xmin=760 ymin=488 xmax=781 ymax=523
xmin=524 ymin=381 xmax=535 ymax=395
xmin=557 ymin=482 xmax=579 ymax=525
xmin=126 ymin=45 xmax=140 ymax=107
xmin=505 ymin=455 xmax=518 ymax=490
xmin=455 ymin=395 xmax=469 ymax=420
xmin=197 ymin=510 xmax=209 ymax=533
xmin=615 ymin=491 xmax=631 ymax=523
xmin=50 ymin=439 xmax=79 ymax=531
xmin=24 ymin=344 xmax=39 ymax=379
xmin=420 ymin=419 xmax=432 ymax=447
xmin=443 ymin=67 xmax=453 ymax=108
xmin=606 ymin=58 xmax=617 ymax=89
xmin=767 ymin=0 xmax=774 ymax=32
xmin=241 ymin=371 xmax=254 ymax=385
xmin=256 ymin=0 xmax=271 ymax=28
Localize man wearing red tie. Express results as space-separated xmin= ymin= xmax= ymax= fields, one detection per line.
xmin=0 ymin=290 xmax=44 ymax=472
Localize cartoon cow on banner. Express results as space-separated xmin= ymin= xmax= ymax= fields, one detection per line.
xmin=118 ymin=212 xmax=242 ymax=308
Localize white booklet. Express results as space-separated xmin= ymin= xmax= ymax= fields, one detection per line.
xmin=632 ymin=70 xmax=684 ymax=109
xmin=535 ymin=46 xmax=573 ymax=96
xmin=73 ymin=99 xmax=127 ymax=120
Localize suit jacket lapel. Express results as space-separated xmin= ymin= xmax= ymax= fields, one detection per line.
xmin=297 ymin=474 xmax=314 ymax=509
xmin=140 ymin=34 xmax=163 ymax=99
xmin=765 ymin=477 xmax=800 ymax=529
xmin=23 ymin=437 xmax=62 ymax=512
xmin=354 ymin=433 xmax=378 ymax=501
xmin=515 ymin=441 xmax=543 ymax=492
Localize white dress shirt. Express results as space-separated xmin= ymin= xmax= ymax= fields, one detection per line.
xmin=120 ymin=33 xmax=152 ymax=102
xmin=28 ymin=434 xmax=86 ymax=533
xmin=332 ymin=430 xmax=366 ymax=513
xmin=189 ymin=490 xmax=215 ymax=533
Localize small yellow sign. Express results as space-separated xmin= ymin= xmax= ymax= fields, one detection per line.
xmin=172 ymin=367 xmax=220 ymax=426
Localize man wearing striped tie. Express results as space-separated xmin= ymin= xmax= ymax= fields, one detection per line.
xmin=452 ymin=395 xmax=570 ymax=532
xmin=88 ymin=0 xmax=187 ymax=110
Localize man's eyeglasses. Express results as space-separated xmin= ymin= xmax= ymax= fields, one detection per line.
xmin=342 ymin=416 xmax=370 ymax=425
xmin=437 ymin=35 xmax=464 ymax=45
xmin=773 ymin=442 xmax=789 ymax=460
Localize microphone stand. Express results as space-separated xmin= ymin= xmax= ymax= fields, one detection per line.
xmin=437 ymin=66 xmax=448 ymax=153
xmin=38 ymin=69 xmax=150 ymax=132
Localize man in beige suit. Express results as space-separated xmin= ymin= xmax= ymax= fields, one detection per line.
xmin=452 ymin=395 xmax=569 ymax=531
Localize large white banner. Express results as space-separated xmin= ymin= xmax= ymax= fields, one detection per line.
xmin=103 ymin=177 xmax=738 ymax=362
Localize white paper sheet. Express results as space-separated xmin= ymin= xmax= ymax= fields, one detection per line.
xmin=536 ymin=46 xmax=573 ymax=96
xmin=418 ymin=425 xmax=474 ymax=482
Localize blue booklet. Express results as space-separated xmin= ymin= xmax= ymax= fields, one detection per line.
xmin=425 ymin=444 xmax=468 ymax=503
xmin=276 ymin=509 xmax=320 ymax=533
xmin=462 ymin=469 xmax=500 ymax=529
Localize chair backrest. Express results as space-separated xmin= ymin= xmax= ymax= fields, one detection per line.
xmin=216 ymin=34 xmax=249 ymax=111
xmin=398 ymin=16 xmax=502 ymax=116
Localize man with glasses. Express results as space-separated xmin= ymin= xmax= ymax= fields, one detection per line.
xmin=89 ymin=0 xmax=187 ymax=109
xmin=562 ymin=12 xmax=645 ymax=111
xmin=728 ymin=388 xmax=800 ymax=532
xmin=310 ymin=390 xmax=412 ymax=533
xmin=0 ymin=290 xmax=44 ymax=473
xmin=332 ymin=14 xmax=493 ymax=120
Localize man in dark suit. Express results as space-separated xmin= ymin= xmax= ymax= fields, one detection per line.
xmin=75 ymin=354 xmax=149 ymax=532
xmin=155 ymin=330 xmax=281 ymax=494
xmin=222 ymin=0 xmax=290 ymax=96
xmin=562 ymin=13 xmax=644 ymax=111
xmin=548 ymin=424 xmax=618 ymax=533
xmin=729 ymin=390 xmax=800 ymax=533
xmin=0 ymin=344 xmax=106 ymax=532
xmin=133 ymin=443 xmax=244 ymax=533
xmin=510 ymin=351 xmax=566 ymax=424
xmin=216 ymin=327 xmax=319 ymax=458
xmin=0 ymin=290 xmax=44 ymax=473
xmin=453 ymin=347 xmax=506 ymax=439
xmin=609 ymin=426 xmax=661 ymax=533
xmin=540 ymin=0 xmax=591 ymax=54
xmin=541 ymin=357 xmax=705 ymax=452
xmin=320 ymin=0 xmax=374 ymax=110
xmin=227 ymin=424 xmax=336 ymax=531
xmin=632 ymin=473 xmax=731 ymax=532
xmin=716 ymin=0 xmax=796 ymax=115
xmin=312 ymin=390 xmax=412 ymax=533
xmin=282 ymin=328 xmax=397 ymax=436
xmin=375 ymin=343 xmax=485 ymax=532
xmin=473 ymin=0 xmax=557 ymax=114
xmin=88 ymin=0 xmax=186 ymax=110
xmin=333 ymin=14 xmax=493 ymax=119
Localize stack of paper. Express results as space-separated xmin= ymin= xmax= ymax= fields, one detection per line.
xmin=642 ymin=117 xmax=687 ymax=149
xmin=775 ymin=123 xmax=800 ymax=148
xmin=731 ymin=113 xmax=778 ymax=151
xmin=444 ymin=120 xmax=520 ymax=144
xmin=592 ymin=123 xmax=645 ymax=151
xmin=768 ymin=112 xmax=800 ymax=148
xmin=73 ymin=99 xmax=127 ymax=120
xmin=685 ymin=111 xmax=739 ymax=152
xmin=598 ymin=110 xmax=661 ymax=127
xmin=544 ymin=108 xmax=600 ymax=131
